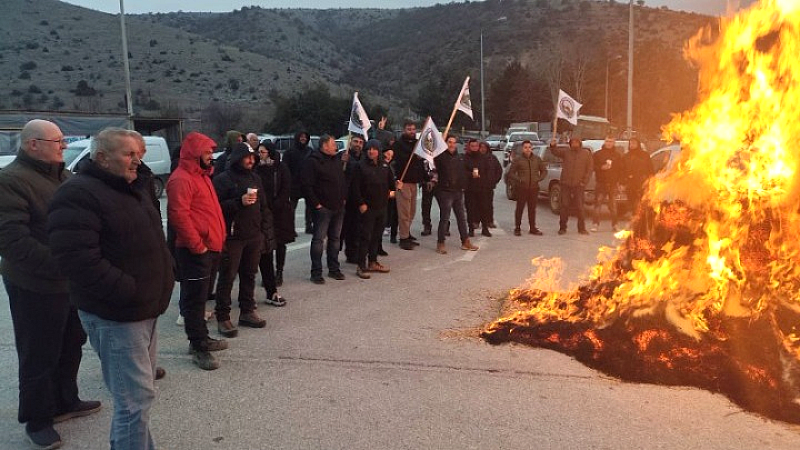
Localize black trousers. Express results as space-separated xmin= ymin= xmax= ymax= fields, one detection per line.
xmin=559 ymin=184 xmax=587 ymax=231
xmin=488 ymin=188 xmax=496 ymax=225
xmin=342 ymin=203 xmax=361 ymax=261
xmin=4 ymin=279 xmax=85 ymax=427
xmin=259 ymin=243 xmax=285 ymax=298
xmin=386 ymin=198 xmax=398 ymax=240
xmin=215 ymin=237 xmax=262 ymax=321
xmin=358 ymin=207 xmax=387 ymax=268
xmin=291 ymin=196 xmax=312 ymax=231
xmin=175 ymin=248 xmax=219 ymax=350
xmin=465 ymin=189 xmax=491 ymax=229
xmin=515 ymin=186 xmax=539 ymax=230
xmin=421 ymin=185 xmax=435 ymax=228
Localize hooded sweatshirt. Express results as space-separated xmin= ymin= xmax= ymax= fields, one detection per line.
xmin=212 ymin=143 xmax=275 ymax=249
xmin=166 ymin=132 xmax=227 ymax=254
xmin=212 ymin=130 xmax=243 ymax=177
xmin=283 ymin=131 xmax=313 ymax=199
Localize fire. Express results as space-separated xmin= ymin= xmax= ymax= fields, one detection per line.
xmin=483 ymin=0 xmax=800 ymax=423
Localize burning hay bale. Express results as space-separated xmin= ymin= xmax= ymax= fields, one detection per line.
xmin=482 ymin=0 xmax=800 ymax=424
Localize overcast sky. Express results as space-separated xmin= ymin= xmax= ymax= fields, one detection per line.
xmin=62 ymin=0 xmax=756 ymax=16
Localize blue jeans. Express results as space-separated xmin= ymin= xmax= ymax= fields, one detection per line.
xmin=435 ymin=189 xmax=469 ymax=243
xmin=310 ymin=206 xmax=344 ymax=276
xmin=78 ymin=311 xmax=157 ymax=450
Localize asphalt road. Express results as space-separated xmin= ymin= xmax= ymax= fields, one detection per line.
xmin=2 ymin=166 xmax=800 ymax=449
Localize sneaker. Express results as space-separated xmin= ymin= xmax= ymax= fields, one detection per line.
xmin=328 ymin=271 xmax=346 ymax=280
xmin=356 ymin=267 xmax=371 ymax=279
xmin=461 ymin=239 xmax=479 ymax=251
xmin=377 ymin=248 xmax=388 ymax=256
xmin=310 ymin=275 xmax=325 ymax=284
xmin=421 ymin=226 xmax=432 ymax=236
xmin=25 ymin=424 xmax=61 ymax=450
xmin=514 ymin=228 xmax=521 ymax=236
xmin=265 ymin=293 xmax=286 ymax=307
xmin=436 ymin=242 xmax=447 ymax=254
xmin=579 ymin=229 xmax=590 ymax=235
xmin=217 ymin=320 xmax=239 ymax=338
xmin=239 ymin=311 xmax=266 ymax=328
xmin=189 ymin=348 xmax=220 ymax=371
xmin=558 ymin=229 xmax=567 ymax=235
xmin=200 ymin=337 xmax=229 ymax=352
xmin=590 ymin=223 xmax=599 ymax=232
xmin=368 ymin=261 xmax=390 ymax=273
xmin=399 ymin=239 xmax=415 ymax=250
xmin=155 ymin=367 xmax=166 ymax=381
xmin=489 ymin=222 xmax=497 ymax=228
xmin=481 ymin=228 xmax=492 ymax=237
xmin=176 ymin=313 xmax=184 ymax=326
xmin=53 ymin=400 xmax=102 ymax=423
xmin=530 ymin=228 xmax=543 ymax=236
xmin=275 ymin=269 xmax=283 ymax=287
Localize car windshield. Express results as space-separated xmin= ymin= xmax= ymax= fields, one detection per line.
xmin=511 ymin=133 xmax=538 ymax=142
xmin=64 ymin=141 xmax=90 ymax=166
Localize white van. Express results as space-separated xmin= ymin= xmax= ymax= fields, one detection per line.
xmin=64 ymin=136 xmax=172 ymax=197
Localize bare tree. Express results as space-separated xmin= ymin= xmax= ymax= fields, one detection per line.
xmin=201 ymin=102 xmax=243 ymax=141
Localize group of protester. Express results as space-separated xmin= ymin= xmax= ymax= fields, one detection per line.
xmin=0 ymin=117 xmax=654 ymax=450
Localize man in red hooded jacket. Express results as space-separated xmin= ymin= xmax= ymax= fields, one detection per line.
xmin=166 ymin=132 xmax=229 ymax=370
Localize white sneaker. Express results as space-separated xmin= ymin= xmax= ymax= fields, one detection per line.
xmin=590 ymin=224 xmax=599 ymax=232
xmin=176 ymin=314 xmax=184 ymax=326
xmin=204 ymin=310 xmax=215 ymax=321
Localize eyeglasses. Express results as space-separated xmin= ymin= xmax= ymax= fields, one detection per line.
xmin=34 ymin=138 xmax=68 ymax=145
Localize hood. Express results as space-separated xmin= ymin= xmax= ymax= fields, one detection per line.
xmin=229 ymin=142 xmax=256 ymax=168
xmin=225 ymin=130 xmax=243 ymax=150
xmin=180 ymin=132 xmax=217 ymax=160
xmin=293 ymin=131 xmax=310 ymax=148
xmin=260 ymin=140 xmax=280 ymax=163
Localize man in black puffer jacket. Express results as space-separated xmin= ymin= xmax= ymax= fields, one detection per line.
xmin=283 ymin=131 xmax=314 ymax=234
xmin=48 ymin=128 xmax=174 ymax=450
xmin=212 ymin=142 xmax=274 ymax=337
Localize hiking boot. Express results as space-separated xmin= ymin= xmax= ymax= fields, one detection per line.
xmin=189 ymin=348 xmax=220 ymax=371
xmin=196 ymin=337 xmax=228 ymax=352
xmin=377 ymin=248 xmax=388 ymax=256
xmin=436 ymin=242 xmax=447 ymax=254
xmin=421 ymin=225 xmax=432 ymax=236
xmin=356 ymin=267 xmax=371 ymax=279
xmin=310 ymin=275 xmax=325 ymax=284
xmin=239 ymin=311 xmax=266 ymax=328
xmin=368 ymin=261 xmax=390 ymax=273
xmin=25 ymin=424 xmax=61 ymax=450
xmin=461 ymin=239 xmax=478 ymax=251
xmin=530 ymin=228 xmax=543 ymax=236
xmin=514 ymin=228 xmax=522 ymax=236
xmin=328 ymin=271 xmax=346 ymax=280
xmin=275 ymin=269 xmax=283 ymax=287
xmin=399 ymin=239 xmax=415 ymax=250
xmin=265 ymin=293 xmax=286 ymax=307
xmin=155 ymin=367 xmax=166 ymax=381
xmin=558 ymin=229 xmax=567 ymax=235
xmin=217 ymin=320 xmax=238 ymax=338
xmin=54 ymin=400 xmax=102 ymax=423
xmin=481 ymin=228 xmax=492 ymax=237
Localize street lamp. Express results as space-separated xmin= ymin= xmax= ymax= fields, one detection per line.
xmin=119 ymin=0 xmax=134 ymax=129
xmin=626 ymin=0 xmax=634 ymax=138
xmin=480 ymin=16 xmax=506 ymax=138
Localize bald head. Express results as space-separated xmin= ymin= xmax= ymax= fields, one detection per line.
xmin=20 ymin=119 xmax=66 ymax=164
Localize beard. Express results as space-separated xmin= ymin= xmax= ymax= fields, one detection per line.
xmin=199 ymin=158 xmax=212 ymax=170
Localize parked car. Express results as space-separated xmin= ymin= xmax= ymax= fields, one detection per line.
xmin=649 ymin=144 xmax=681 ymax=176
xmin=64 ymin=136 xmax=172 ymax=198
xmin=502 ymin=132 xmax=542 ymax=167
xmin=485 ymin=134 xmax=504 ymax=151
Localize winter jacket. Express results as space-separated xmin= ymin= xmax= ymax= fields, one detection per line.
xmin=283 ymin=131 xmax=313 ymax=199
xmin=212 ymin=130 xmax=243 ymax=178
xmin=392 ymin=134 xmax=425 ymax=183
xmin=485 ymin=152 xmax=503 ymax=189
xmin=351 ymin=156 xmax=395 ymax=211
xmin=48 ymin=160 xmax=175 ymax=322
xmin=508 ymin=152 xmax=547 ymax=190
xmin=434 ymin=150 xmax=467 ymax=192
xmin=464 ymin=151 xmax=493 ymax=191
xmin=213 ymin=143 xmax=275 ymax=251
xmin=0 ymin=150 xmax=70 ymax=294
xmin=255 ymin=145 xmax=295 ymax=245
xmin=623 ymin=147 xmax=655 ymax=190
xmin=593 ymin=146 xmax=622 ymax=186
xmin=167 ymin=132 xmax=227 ymax=254
xmin=551 ymin=144 xmax=593 ymax=187
xmin=302 ymin=149 xmax=347 ymax=211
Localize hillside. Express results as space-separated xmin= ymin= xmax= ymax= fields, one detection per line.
xmin=0 ymin=0 xmax=716 ymax=136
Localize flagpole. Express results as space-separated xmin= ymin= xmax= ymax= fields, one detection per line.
xmin=442 ymin=102 xmax=460 ymax=140
xmin=399 ymin=115 xmax=431 ymax=182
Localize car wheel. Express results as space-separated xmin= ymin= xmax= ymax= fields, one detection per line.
xmin=549 ymin=183 xmax=561 ymax=214
xmin=153 ymin=177 xmax=165 ymax=199
xmin=506 ymin=181 xmax=516 ymax=201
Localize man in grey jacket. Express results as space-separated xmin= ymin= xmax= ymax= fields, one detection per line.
xmin=550 ymin=138 xmax=593 ymax=235
xmin=0 ymin=119 xmax=100 ymax=449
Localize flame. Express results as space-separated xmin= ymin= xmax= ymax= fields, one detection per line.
xmin=484 ymin=1 xmax=800 ymax=421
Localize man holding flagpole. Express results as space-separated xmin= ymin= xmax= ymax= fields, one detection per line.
xmin=393 ymin=119 xmax=423 ymax=251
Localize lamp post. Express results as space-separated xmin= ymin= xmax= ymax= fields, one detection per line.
xmin=119 ymin=0 xmax=134 ymax=129
xmin=626 ymin=0 xmax=634 ymax=138
xmin=480 ymin=30 xmax=485 ymax=138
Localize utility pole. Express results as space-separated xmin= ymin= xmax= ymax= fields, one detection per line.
xmin=626 ymin=0 xmax=634 ymax=138
xmin=119 ymin=0 xmax=134 ymax=129
xmin=480 ymin=30 xmax=486 ymax=138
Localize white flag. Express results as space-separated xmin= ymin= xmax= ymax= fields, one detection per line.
xmin=348 ymin=92 xmax=371 ymax=138
xmin=455 ymin=76 xmax=474 ymax=120
xmin=413 ymin=117 xmax=447 ymax=169
xmin=556 ymin=89 xmax=582 ymax=125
